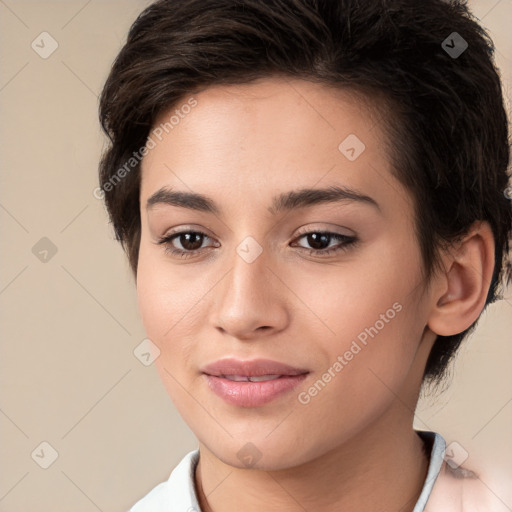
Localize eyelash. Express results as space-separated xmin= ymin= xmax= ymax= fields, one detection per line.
xmin=156 ymin=229 xmax=358 ymax=259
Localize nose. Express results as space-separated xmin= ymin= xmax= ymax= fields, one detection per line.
xmin=211 ymin=243 xmax=290 ymax=340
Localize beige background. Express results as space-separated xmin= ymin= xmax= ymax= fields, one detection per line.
xmin=0 ymin=1 xmax=511 ymax=510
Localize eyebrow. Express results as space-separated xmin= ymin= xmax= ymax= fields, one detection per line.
xmin=145 ymin=185 xmax=381 ymax=215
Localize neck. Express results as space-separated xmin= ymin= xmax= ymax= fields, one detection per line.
xmin=195 ymin=405 xmax=430 ymax=512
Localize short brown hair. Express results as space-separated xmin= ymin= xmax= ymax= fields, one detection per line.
xmin=98 ymin=0 xmax=511 ymax=385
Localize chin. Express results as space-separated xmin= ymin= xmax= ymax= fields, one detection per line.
xmin=200 ymin=433 xmax=317 ymax=471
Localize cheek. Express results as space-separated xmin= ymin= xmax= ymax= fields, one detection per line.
xmin=136 ymin=260 xmax=201 ymax=409
xmin=289 ymin=244 xmax=424 ymax=394
xmin=136 ymin=252 xmax=197 ymax=375
xmin=136 ymin=245 xmax=208 ymax=335
xmin=293 ymin=305 xmax=421 ymax=447
xmin=136 ymin=246 xmax=230 ymax=412
xmin=289 ymin=244 xmax=420 ymax=346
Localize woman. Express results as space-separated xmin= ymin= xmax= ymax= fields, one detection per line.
xmin=98 ymin=0 xmax=512 ymax=510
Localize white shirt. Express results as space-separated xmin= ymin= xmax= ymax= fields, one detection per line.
xmin=129 ymin=431 xmax=508 ymax=511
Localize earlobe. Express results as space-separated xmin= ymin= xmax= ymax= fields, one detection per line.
xmin=427 ymin=221 xmax=495 ymax=337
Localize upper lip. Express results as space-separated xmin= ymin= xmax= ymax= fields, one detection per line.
xmin=201 ymin=358 xmax=309 ymax=377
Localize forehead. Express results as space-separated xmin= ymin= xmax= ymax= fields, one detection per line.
xmin=140 ymin=77 xmax=409 ymax=216
xmin=147 ymin=77 xmax=381 ymax=156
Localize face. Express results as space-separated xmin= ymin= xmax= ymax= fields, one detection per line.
xmin=136 ymin=77 xmax=435 ymax=470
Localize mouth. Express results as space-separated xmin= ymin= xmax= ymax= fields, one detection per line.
xmin=201 ymin=357 xmax=309 ymax=378
xmin=220 ymin=374 xmax=284 ymax=382
xmin=201 ymin=358 xmax=309 ymax=407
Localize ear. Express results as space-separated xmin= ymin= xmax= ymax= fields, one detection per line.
xmin=427 ymin=221 xmax=495 ymax=337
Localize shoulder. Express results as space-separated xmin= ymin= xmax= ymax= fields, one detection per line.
xmin=415 ymin=431 xmax=511 ymax=512
xmin=129 ymin=450 xmax=200 ymax=512
xmin=129 ymin=481 xmax=173 ymax=512
xmin=425 ymin=459 xmax=511 ymax=512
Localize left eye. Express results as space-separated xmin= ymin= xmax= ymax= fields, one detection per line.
xmin=291 ymin=231 xmax=357 ymax=254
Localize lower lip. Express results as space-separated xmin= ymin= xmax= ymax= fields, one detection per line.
xmin=204 ymin=374 xmax=308 ymax=407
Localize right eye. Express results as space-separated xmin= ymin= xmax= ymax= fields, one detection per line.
xmin=156 ymin=230 xmax=219 ymax=258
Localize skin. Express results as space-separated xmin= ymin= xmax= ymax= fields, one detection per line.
xmin=136 ymin=77 xmax=495 ymax=511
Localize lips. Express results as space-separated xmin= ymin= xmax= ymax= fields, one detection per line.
xmin=201 ymin=358 xmax=309 ymax=378
xmin=223 ymin=374 xmax=282 ymax=382
xmin=201 ymin=358 xmax=309 ymax=407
